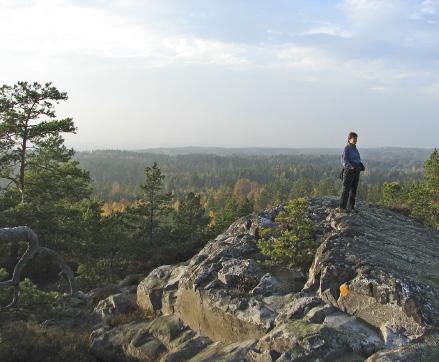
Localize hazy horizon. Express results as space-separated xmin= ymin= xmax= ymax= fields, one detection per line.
xmin=2 ymin=0 xmax=438 ymax=150
xmin=74 ymin=145 xmax=437 ymax=153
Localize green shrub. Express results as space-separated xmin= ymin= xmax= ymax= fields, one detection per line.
xmin=0 ymin=267 xmax=8 ymax=281
xmin=18 ymin=278 xmax=64 ymax=317
xmin=257 ymin=198 xmax=316 ymax=266
xmin=380 ymin=181 xmax=409 ymax=213
xmin=76 ymin=258 xmax=128 ymax=290
xmin=0 ymin=268 xmax=10 ymax=309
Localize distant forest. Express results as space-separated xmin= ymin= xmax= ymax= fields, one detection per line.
xmin=74 ymin=148 xmax=428 ymax=213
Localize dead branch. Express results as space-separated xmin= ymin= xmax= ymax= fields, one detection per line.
xmin=0 ymin=226 xmax=74 ymax=310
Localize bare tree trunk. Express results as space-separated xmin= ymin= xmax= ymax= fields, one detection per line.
xmin=7 ymin=240 xmax=19 ymax=275
xmin=0 ymin=226 xmax=74 ymax=310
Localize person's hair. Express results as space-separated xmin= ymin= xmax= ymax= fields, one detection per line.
xmin=348 ymin=131 xmax=358 ymax=140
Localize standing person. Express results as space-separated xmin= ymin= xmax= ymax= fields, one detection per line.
xmin=339 ymin=131 xmax=365 ymax=212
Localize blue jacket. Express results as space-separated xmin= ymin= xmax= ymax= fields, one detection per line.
xmin=341 ymin=144 xmax=362 ymax=169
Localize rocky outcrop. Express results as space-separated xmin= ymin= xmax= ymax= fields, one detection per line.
xmin=137 ymin=264 xmax=187 ymax=317
xmin=94 ymin=292 xmax=137 ymax=320
xmin=305 ymin=199 xmax=439 ymax=344
xmin=90 ymin=196 xmax=439 ymax=361
xmin=365 ymin=334 xmax=439 ymax=361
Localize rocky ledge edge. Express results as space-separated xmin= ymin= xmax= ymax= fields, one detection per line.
xmin=89 ymin=197 xmax=439 ymax=362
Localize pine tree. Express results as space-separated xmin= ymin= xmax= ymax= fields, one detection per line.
xmin=0 ymin=81 xmax=76 ymax=202
xmin=381 ymin=181 xmax=406 ymax=210
xmin=257 ymin=198 xmax=316 ymax=266
xmin=213 ymin=195 xmax=239 ymax=234
xmin=425 ymin=149 xmax=439 ymax=195
xmin=424 ymin=149 xmax=439 ymax=229
xmin=0 ymin=81 xmax=95 ymax=270
xmin=174 ymin=191 xmax=210 ymax=244
xmin=407 ymin=149 xmax=439 ymax=229
xmin=237 ymin=196 xmax=254 ymax=216
xmin=129 ymin=162 xmax=173 ymax=245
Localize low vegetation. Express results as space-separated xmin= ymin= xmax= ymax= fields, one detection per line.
xmin=0 ymin=321 xmax=94 ymax=362
xmin=257 ymin=197 xmax=317 ymax=267
xmin=380 ymin=149 xmax=439 ymax=230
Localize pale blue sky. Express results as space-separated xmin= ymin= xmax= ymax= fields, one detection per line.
xmin=1 ymin=0 xmax=438 ymax=149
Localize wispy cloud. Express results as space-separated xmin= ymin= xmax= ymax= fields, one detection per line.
xmin=301 ymin=25 xmax=352 ymax=39
xmin=411 ymin=0 xmax=439 ymax=22
xmin=0 ymin=0 xmax=247 ymax=67
xmin=419 ymin=0 xmax=438 ymax=15
xmin=338 ymin=0 xmax=400 ymax=20
xmin=276 ymin=45 xmax=336 ymax=70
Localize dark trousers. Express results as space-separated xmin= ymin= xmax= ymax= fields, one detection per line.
xmin=339 ymin=168 xmax=360 ymax=209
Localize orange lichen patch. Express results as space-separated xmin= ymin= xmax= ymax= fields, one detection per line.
xmin=340 ymin=284 xmax=349 ymax=298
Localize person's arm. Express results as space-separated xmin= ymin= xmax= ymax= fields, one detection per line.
xmin=342 ymin=146 xmax=354 ymax=169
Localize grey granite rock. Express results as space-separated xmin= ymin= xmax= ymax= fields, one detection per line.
xmin=92 ymin=197 xmax=439 ymax=361
xmin=94 ymin=292 xmax=137 ymax=320
xmin=305 ymin=200 xmax=439 ymax=343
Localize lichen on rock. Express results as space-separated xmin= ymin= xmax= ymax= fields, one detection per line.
xmin=90 ymin=196 xmax=439 ymax=361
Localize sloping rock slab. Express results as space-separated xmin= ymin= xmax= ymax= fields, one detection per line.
xmin=187 ymin=339 xmax=257 ymax=362
xmin=176 ymin=286 xmax=274 ymax=342
xmin=137 ymin=264 xmax=187 ymax=316
xmin=305 ymin=201 xmax=439 ymax=342
xmin=256 ymin=318 xmax=381 ymax=360
xmin=93 ymin=197 xmax=439 ymax=361
xmin=90 ymin=321 xmax=150 ymax=361
xmin=366 ymin=334 xmax=439 ymax=362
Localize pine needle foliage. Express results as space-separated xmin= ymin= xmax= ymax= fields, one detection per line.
xmin=257 ymin=197 xmax=316 ymax=266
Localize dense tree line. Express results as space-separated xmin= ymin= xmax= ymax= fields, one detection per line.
xmin=1 ymin=81 xmax=437 ymax=294
xmin=75 ymin=149 xmax=426 ymax=212
xmin=91 ymin=156 xmax=421 ymax=223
